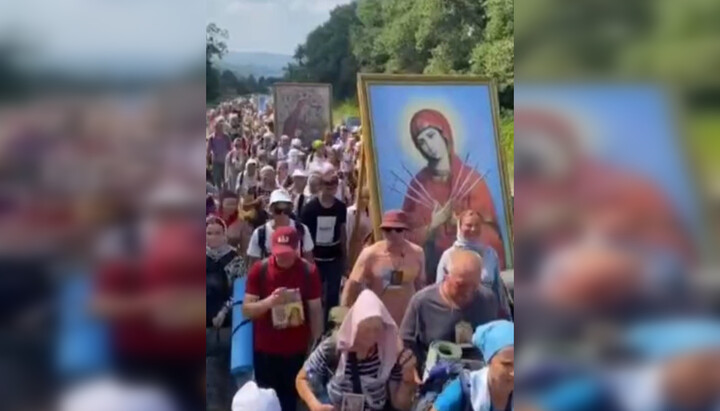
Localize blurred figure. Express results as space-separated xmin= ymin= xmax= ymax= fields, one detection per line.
xmin=205 ymin=216 xmax=243 ymax=411
xmin=276 ymin=160 xmax=291 ymax=189
xmin=346 ymin=187 xmax=373 ymax=260
xmin=272 ymin=135 xmax=291 ymax=163
xmin=237 ymin=158 xmax=259 ymax=198
xmin=225 ymin=138 xmax=246 ymax=191
xmin=208 ymin=117 xmax=232 ymax=189
xmin=290 ymin=169 xmax=309 ymax=216
xmin=615 ymin=319 xmax=720 ymax=411
xmin=92 ymin=182 xmax=205 ymax=410
xmin=306 ymin=173 xmax=323 ymax=201
xmin=59 ymin=377 xmax=178 ymax=411
xmin=342 ymin=210 xmax=425 ymax=325
xmin=514 ymin=107 xmax=695 ymax=280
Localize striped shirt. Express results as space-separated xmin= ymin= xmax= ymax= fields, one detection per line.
xmin=304 ymin=337 xmax=403 ymax=411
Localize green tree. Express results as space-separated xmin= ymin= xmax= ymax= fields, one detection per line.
xmin=285 ymin=3 xmax=360 ymax=101
xmin=206 ymin=23 xmax=229 ymax=103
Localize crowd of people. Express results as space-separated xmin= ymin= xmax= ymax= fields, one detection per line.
xmin=205 ymin=97 xmax=514 ymax=411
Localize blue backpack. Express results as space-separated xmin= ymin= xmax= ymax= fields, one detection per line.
xmin=412 ymin=360 xmax=473 ymax=411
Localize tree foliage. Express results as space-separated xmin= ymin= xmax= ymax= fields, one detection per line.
xmin=287 ymin=0 xmax=514 ymax=110
xmin=285 ymin=3 xmax=360 ymax=101
xmin=207 ymin=23 xmax=229 ymax=103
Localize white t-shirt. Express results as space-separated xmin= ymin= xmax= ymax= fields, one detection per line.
xmin=246 ymin=220 xmax=315 ymax=258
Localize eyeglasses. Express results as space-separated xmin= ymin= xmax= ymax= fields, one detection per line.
xmin=382 ymin=227 xmax=406 ymax=233
xmin=322 ymin=179 xmax=338 ymax=187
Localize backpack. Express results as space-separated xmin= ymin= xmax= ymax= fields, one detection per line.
xmin=412 ymin=360 xmax=473 ymax=411
xmin=232 ymin=258 xmax=311 ymax=335
xmin=257 ymin=221 xmax=305 ymax=258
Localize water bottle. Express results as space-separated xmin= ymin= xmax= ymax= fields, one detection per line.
xmin=307 ymin=370 xmax=331 ymax=404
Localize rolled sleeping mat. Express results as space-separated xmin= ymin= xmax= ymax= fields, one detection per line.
xmin=424 ymin=341 xmax=462 ymax=381
xmin=57 ymin=276 xmax=111 ymax=377
xmin=231 ymin=276 xmax=254 ymax=376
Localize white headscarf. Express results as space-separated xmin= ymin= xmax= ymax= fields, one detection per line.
xmin=232 ymin=382 xmax=281 ymax=411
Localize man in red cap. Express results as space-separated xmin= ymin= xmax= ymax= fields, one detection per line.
xmin=341 ymin=209 xmax=426 ymax=325
xmin=242 ymin=226 xmax=323 ymax=411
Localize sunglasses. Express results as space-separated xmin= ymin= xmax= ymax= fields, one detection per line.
xmin=272 ymin=206 xmax=292 ymax=215
xmin=382 ymin=227 xmax=406 ymax=233
xmin=322 ymin=179 xmax=338 ymax=187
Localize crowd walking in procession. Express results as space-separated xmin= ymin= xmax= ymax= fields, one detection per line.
xmin=205 ymin=97 xmax=514 ymax=411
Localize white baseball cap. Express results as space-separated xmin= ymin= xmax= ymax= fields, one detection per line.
xmin=269 ymin=189 xmax=292 ymax=205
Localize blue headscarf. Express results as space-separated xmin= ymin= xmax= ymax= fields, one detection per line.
xmin=472 ymin=320 xmax=514 ymax=362
xmin=624 ymin=318 xmax=720 ymax=361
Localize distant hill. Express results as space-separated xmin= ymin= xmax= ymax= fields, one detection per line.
xmin=214 ymin=51 xmax=292 ymax=78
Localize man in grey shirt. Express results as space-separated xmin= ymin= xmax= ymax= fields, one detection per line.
xmin=400 ymin=249 xmax=502 ymax=371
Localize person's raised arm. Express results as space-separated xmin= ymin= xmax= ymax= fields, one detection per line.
xmin=389 ymin=350 xmax=419 ymax=411
xmin=301 ymin=223 xmax=315 ymax=264
xmin=340 ymin=246 xmax=370 ymax=307
xmin=296 ymin=340 xmax=335 ymax=411
xmin=241 ymin=262 xmax=283 ymax=319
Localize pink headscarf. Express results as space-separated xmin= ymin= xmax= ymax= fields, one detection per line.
xmin=335 ymin=290 xmax=399 ymax=381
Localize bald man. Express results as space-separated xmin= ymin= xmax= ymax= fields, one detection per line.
xmin=399 ymin=249 xmax=501 ymax=371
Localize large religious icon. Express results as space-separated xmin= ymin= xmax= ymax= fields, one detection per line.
xmin=514 ymin=86 xmax=701 ymax=276
xmin=273 ymin=83 xmax=332 ymax=146
xmin=358 ymin=74 xmax=513 ymax=274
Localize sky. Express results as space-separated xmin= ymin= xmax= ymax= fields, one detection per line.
xmin=0 ymin=0 xmax=205 ymax=71
xmin=207 ymin=0 xmax=352 ymax=55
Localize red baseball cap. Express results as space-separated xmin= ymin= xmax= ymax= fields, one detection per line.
xmin=271 ymin=226 xmax=299 ymax=255
xmin=380 ymin=209 xmax=409 ymax=230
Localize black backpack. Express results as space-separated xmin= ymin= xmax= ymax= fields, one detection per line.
xmin=257 ymin=220 xmax=305 ymax=258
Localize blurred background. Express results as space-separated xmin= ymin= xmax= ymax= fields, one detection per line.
xmin=514 ymin=0 xmax=720 ymax=410
xmin=1 ymin=0 xmax=720 ymax=410
xmin=0 ymin=1 xmax=205 ymax=410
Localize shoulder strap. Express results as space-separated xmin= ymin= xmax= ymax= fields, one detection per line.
xmin=258 ymin=225 xmax=268 ymax=258
xmin=348 ymin=352 xmax=363 ymax=395
xmin=295 ymin=220 xmax=305 ymax=251
xmin=302 ymin=260 xmax=311 ymax=298
xmin=259 ymin=259 xmax=269 ymax=297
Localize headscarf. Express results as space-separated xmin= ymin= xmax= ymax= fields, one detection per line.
xmin=624 ymin=318 xmax=720 ymax=361
xmin=231 ymin=381 xmax=281 ymax=411
xmin=206 ymin=215 xmax=235 ymax=260
xmin=217 ymin=190 xmax=239 ymax=227
xmin=288 ymin=148 xmax=303 ymax=173
xmin=335 ymin=290 xmax=399 ymax=381
xmin=468 ymin=320 xmax=514 ymax=411
xmin=239 ymin=158 xmax=259 ymax=191
xmin=472 ymin=320 xmax=514 ymax=363
xmin=410 ymin=109 xmax=455 ymax=156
